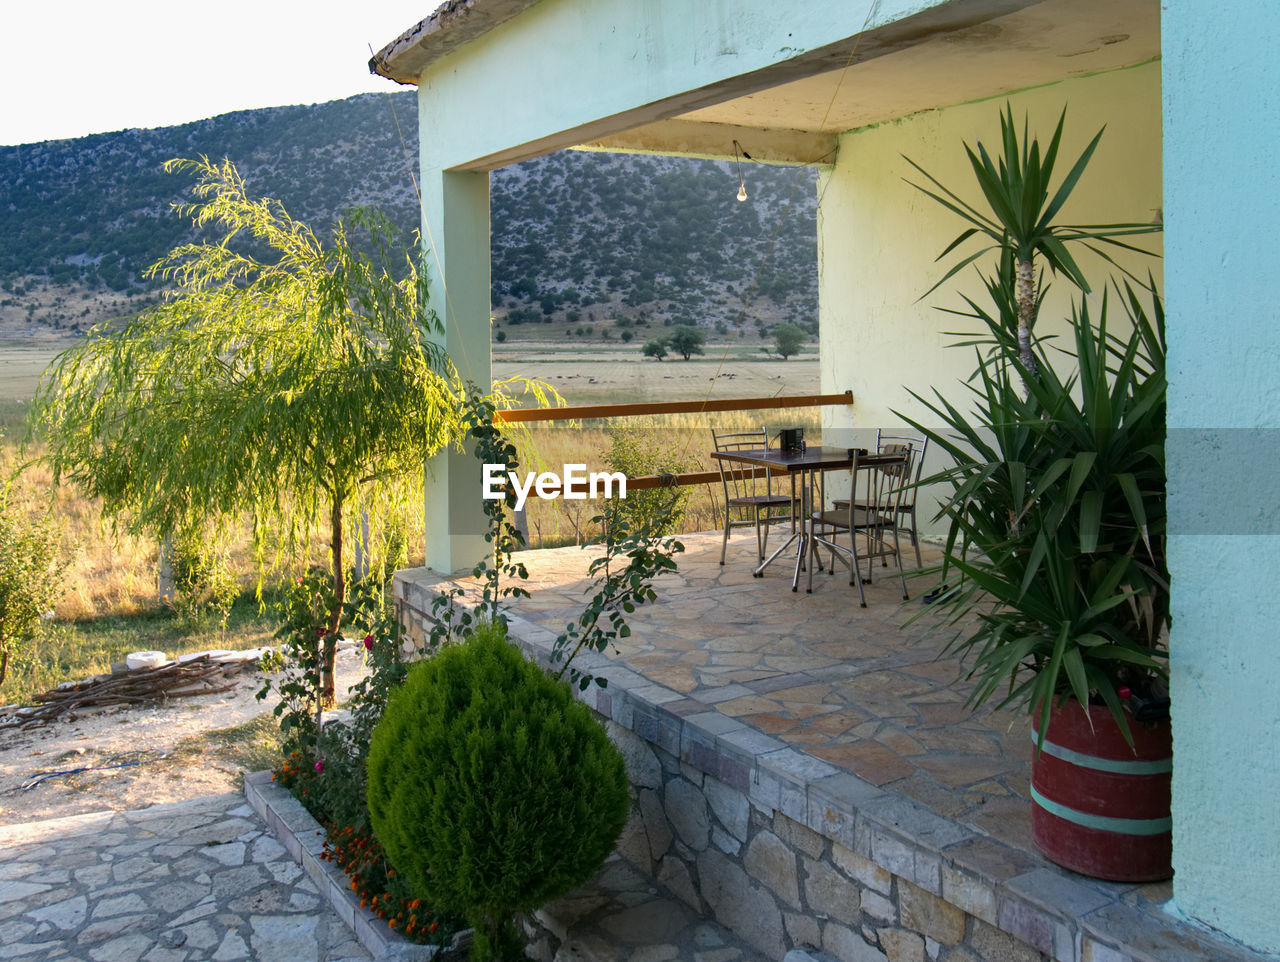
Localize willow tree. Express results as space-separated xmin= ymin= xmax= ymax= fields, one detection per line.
xmin=33 ymin=157 xmax=463 ymax=703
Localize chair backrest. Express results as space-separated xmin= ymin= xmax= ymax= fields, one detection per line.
xmin=711 ymin=427 xmax=773 ymax=502
xmin=876 ymin=431 xmax=928 ymax=508
xmin=847 ymin=447 xmax=912 ymax=524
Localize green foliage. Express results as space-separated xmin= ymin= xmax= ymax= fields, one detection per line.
xmin=772 ymin=322 xmax=806 ymax=360
xmin=366 ymin=622 xmax=629 ymax=962
xmin=168 ymin=529 xmax=238 ymax=631
xmin=270 ymin=587 xmax=461 ymax=947
xmin=641 ymin=339 xmax=668 ymax=361
xmin=426 ymin=386 xmax=552 ymax=646
xmin=550 ymin=502 xmax=685 ymax=691
xmin=604 ymin=424 xmax=692 ymax=536
xmin=905 ymin=104 xmax=1157 ymax=382
xmin=903 ymin=107 xmax=1166 ymax=746
xmin=0 ymin=483 xmax=65 ymax=688
xmin=33 ymin=157 xmax=463 ymax=699
xmin=666 ymin=324 xmax=706 ymax=360
xmin=908 ymin=283 xmax=1167 ymax=746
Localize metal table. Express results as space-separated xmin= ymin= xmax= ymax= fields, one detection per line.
xmin=709 ymin=446 xmax=903 ymax=591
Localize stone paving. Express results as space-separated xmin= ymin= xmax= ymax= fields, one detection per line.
xmin=481 ymin=532 xmax=1044 ymax=864
xmin=0 ymin=793 xmax=370 ymax=962
xmin=1 ymin=779 xmax=772 ymax=962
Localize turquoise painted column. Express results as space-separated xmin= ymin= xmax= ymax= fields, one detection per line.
xmin=418 ymin=161 xmax=492 ymax=573
xmin=1164 ymin=1 xmax=1280 ymax=952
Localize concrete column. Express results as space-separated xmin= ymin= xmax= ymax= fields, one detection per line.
xmin=418 ymin=162 xmax=492 ymax=573
xmin=1164 ymin=2 xmax=1280 ymax=953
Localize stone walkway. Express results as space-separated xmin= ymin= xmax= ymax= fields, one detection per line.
xmin=1 ymin=784 xmax=769 ymax=962
xmin=0 ymin=793 xmax=370 ymax=962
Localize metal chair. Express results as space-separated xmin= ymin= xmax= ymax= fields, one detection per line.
xmin=834 ymin=430 xmax=929 ymax=567
xmin=711 ymin=427 xmax=797 ymax=565
xmin=808 ymin=447 xmax=911 ymax=605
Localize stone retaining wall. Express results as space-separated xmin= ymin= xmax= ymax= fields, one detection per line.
xmin=607 ymin=720 xmax=1044 ymax=962
xmin=394 ymin=566 xmax=1264 ymax=962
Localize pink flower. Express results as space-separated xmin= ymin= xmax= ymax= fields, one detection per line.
xmin=314 ymin=760 xmax=324 ymax=773
xmin=363 ymin=634 xmax=374 ymax=651
xmin=316 ymin=628 xmax=325 ymax=638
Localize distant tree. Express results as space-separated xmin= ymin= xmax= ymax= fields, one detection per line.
xmin=642 ymin=340 xmax=668 ymax=361
xmin=33 ymin=158 xmax=463 ymax=705
xmin=621 ymin=330 xmax=634 ymax=343
xmin=495 ymin=330 xmax=507 ymax=343
xmin=667 ymin=325 xmax=706 ymax=361
xmin=772 ymin=322 xmax=806 ymax=360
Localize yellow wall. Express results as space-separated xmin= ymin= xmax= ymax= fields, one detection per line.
xmin=817 ymin=62 xmax=1162 ymax=530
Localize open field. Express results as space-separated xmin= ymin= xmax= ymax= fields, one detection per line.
xmin=0 ymin=336 xmax=821 ymax=703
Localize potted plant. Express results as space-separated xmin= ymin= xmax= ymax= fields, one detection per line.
xmin=903 ymin=107 xmax=1170 ymax=881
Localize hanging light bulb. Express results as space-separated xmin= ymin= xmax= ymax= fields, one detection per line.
xmin=733 ymin=140 xmax=750 ymax=202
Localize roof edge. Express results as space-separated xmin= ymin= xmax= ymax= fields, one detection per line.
xmin=369 ymin=0 xmax=542 ymax=85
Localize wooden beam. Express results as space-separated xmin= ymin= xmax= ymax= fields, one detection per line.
xmin=495 ymin=390 xmax=852 ymax=423
xmin=577 ymin=119 xmax=836 ymax=167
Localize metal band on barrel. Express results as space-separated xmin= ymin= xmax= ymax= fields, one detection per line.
xmin=1030 ymin=786 xmax=1173 ymax=835
xmin=1031 ymin=730 xmax=1172 ymax=775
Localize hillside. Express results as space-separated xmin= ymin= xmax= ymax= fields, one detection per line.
xmin=0 ymin=92 xmax=817 ymax=338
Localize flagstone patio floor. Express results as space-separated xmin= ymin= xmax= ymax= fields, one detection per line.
xmin=499 ymin=531 xmax=1052 ymax=878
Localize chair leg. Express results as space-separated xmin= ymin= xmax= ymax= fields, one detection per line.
xmin=908 ymin=508 xmax=922 ymax=568
xmin=894 ymin=528 xmax=909 ymax=601
xmin=720 ymin=511 xmax=731 ymax=565
xmin=806 ymin=524 xmax=816 ymax=593
xmin=848 ymin=533 xmax=867 ymax=608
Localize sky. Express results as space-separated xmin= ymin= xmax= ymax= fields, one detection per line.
xmin=0 ymin=1 xmax=435 ymax=146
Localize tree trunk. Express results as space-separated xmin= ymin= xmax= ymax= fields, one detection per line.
xmin=1015 ymin=256 xmax=1040 ymax=389
xmin=321 ymin=493 xmax=344 ymax=707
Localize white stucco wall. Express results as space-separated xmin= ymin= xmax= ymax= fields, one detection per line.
xmin=817 ymin=62 xmax=1163 ymax=533
xmin=1164 ymin=1 xmax=1280 ymax=952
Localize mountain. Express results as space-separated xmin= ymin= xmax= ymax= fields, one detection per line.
xmin=0 ymin=92 xmax=817 ymax=337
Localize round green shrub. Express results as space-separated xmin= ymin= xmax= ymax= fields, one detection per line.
xmin=366 ymin=622 xmax=629 ymax=961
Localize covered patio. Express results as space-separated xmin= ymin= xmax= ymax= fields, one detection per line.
xmin=395 ymin=535 xmax=1255 ymax=961
xmin=373 ymin=0 xmax=1280 ymax=958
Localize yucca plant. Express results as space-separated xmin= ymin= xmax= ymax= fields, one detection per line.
xmin=905 ymin=277 xmax=1167 ymax=744
xmin=905 ymin=104 xmax=1158 ymax=390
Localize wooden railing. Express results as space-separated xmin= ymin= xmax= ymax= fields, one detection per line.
xmin=495 ymin=391 xmax=852 ymax=424
xmin=495 ymin=390 xmax=852 ymax=490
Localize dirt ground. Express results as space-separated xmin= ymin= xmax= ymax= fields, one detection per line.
xmin=0 ymin=647 xmax=368 ymax=827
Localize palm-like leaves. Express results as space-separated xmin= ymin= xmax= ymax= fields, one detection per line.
xmin=905 ymin=104 xmax=1158 ymax=385
xmin=904 ymin=280 xmax=1167 ymax=745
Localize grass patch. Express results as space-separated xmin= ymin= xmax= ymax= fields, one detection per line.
xmin=1 ymin=589 xmax=282 ymax=707
xmin=170 ymin=712 xmax=284 ymax=776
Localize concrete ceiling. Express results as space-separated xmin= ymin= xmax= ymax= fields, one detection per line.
xmin=585 ymin=0 xmax=1158 ymax=164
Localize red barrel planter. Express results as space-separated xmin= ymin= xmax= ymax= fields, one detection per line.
xmin=1031 ymin=699 xmax=1172 ymax=882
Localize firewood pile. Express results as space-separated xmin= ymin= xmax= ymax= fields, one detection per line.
xmin=0 ymin=652 xmax=264 ymax=732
